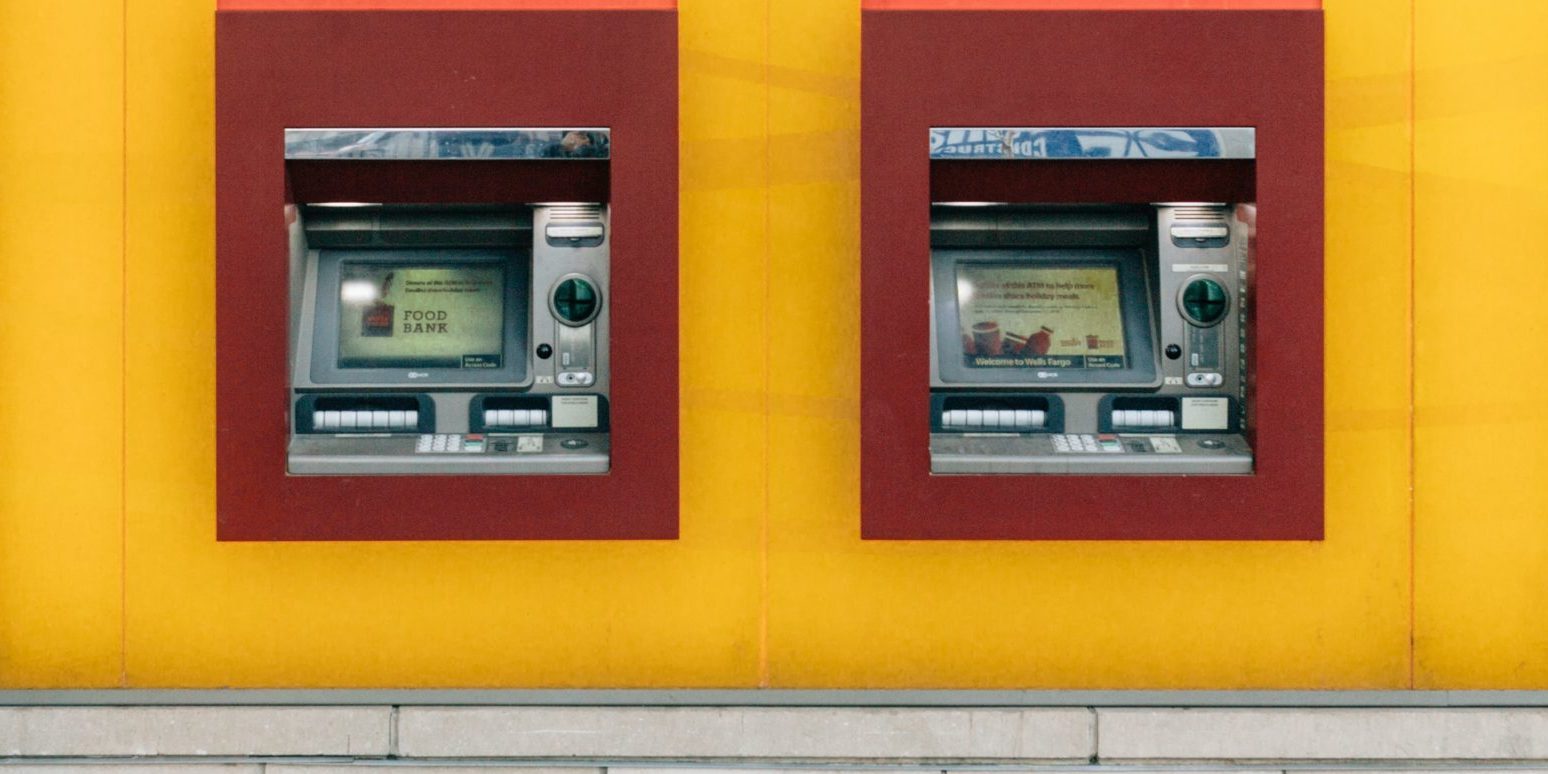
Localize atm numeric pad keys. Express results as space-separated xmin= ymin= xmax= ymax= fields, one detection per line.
xmin=415 ymin=434 xmax=484 ymax=454
xmin=1052 ymin=434 xmax=1123 ymax=454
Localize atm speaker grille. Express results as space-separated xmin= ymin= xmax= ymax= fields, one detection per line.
xmin=1173 ymin=206 xmax=1228 ymax=222
xmin=548 ymin=204 xmax=604 ymax=222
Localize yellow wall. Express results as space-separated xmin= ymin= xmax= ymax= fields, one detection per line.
xmin=0 ymin=0 xmax=1538 ymax=688
xmin=1412 ymin=0 xmax=1548 ymax=688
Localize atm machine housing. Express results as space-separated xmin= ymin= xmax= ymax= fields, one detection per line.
xmin=287 ymin=149 xmax=613 ymax=474
xmin=214 ymin=7 xmax=679 ymax=540
xmin=858 ymin=8 xmax=1324 ymax=540
xmin=929 ymin=200 xmax=1253 ymax=474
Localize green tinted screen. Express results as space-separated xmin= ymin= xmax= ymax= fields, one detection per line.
xmin=337 ymin=263 xmax=505 ymax=369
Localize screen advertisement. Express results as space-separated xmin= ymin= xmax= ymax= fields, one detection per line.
xmin=955 ymin=264 xmax=1127 ymax=370
xmin=337 ymin=263 xmax=505 ymax=369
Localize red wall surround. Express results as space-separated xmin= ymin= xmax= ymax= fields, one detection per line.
xmin=861 ymin=10 xmax=1324 ymax=540
xmin=216 ymin=9 xmax=678 ymax=540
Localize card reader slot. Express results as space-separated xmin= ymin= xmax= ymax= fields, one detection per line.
xmin=294 ymin=394 xmax=434 ymax=433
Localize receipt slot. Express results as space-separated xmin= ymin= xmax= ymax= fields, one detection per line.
xmin=216 ymin=8 xmax=677 ymax=539
xmin=285 ymin=131 xmax=612 ymax=476
xmin=860 ymin=8 xmax=1323 ymax=539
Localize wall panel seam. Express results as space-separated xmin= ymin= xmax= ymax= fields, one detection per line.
xmin=119 ymin=0 xmax=131 ymax=689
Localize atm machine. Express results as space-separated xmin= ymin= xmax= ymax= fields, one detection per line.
xmin=284 ymin=129 xmax=610 ymax=475
xmin=928 ymin=128 xmax=1255 ymax=475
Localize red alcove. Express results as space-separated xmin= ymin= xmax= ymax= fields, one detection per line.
xmin=216 ymin=4 xmax=678 ymax=540
xmin=860 ymin=8 xmax=1324 ymax=540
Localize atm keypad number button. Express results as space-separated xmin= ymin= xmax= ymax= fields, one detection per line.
xmin=1186 ymin=372 xmax=1224 ymax=388
xmin=415 ymin=434 xmax=486 ymax=454
xmin=1051 ymin=434 xmax=1121 ymax=454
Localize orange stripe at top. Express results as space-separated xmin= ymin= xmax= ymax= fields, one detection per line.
xmin=864 ymin=0 xmax=1318 ymax=9
xmin=219 ymin=0 xmax=673 ymax=10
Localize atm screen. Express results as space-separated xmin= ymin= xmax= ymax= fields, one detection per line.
xmin=336 ymin=263 xmax=506 ymax=369
xmin=955 ymin=263 xmax=1128 ymax=370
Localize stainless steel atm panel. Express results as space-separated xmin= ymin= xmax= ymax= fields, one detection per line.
xmin=928 ymin=202 xmax=1253 ymax=475
xmin=286 ymin=183 xmax=612 ymax=474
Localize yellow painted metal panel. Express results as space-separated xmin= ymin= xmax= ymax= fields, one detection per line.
xmin=118 ymin=0 xmax=763 ymax=686
xmin=1413 ymin=0 xmax=1548 ymax=688
xmin=0 ymin=2 xmax=126 ymax=686
xmin=763 ymin=0 xmax=1416 ymax=687
xmin=2 ymin=0 xmax=1433 ymax=689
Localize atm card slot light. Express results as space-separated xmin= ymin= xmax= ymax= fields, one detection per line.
xmin=482 ymin=409 xmax=550 ymax=429
xmin=313 ymin=410 xmax=419 ymax=431
xmin=942 ymin=409 xmax=1046 ymax=431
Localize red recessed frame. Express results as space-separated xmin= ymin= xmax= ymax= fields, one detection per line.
xmin=860 ymin=9 xmax=1324 ymax=540
xmin=216 ymin=8 xmax=678 ymax=540
xmin=862 ymin=1 xmax=1317 ymax=8
xmin=221 ymin=1 xmax=672 ymax=8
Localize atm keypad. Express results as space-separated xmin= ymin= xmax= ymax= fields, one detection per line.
xmin=416 ymin=434 xmax=484 ymax=454
xmin=1052 ymin=434 xmax=1122 ymax=453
